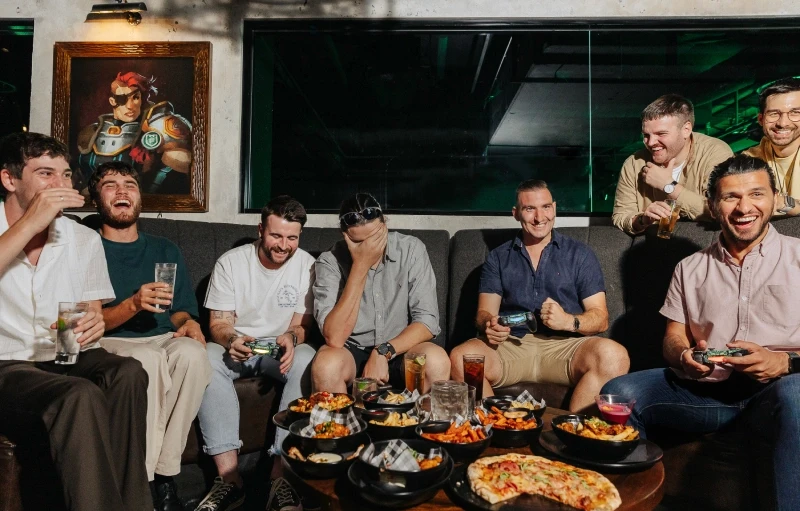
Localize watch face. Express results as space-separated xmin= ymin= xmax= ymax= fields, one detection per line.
xmin=664 ymin=184 xmax=675 ymax=194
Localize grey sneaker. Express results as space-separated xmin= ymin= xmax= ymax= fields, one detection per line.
xmin=266 ymin=477 xmax=302 ymax=511
xmin=194 ymin=477 xmax=245 ymax=511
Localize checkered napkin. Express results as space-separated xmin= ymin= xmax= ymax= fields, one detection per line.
xmin=454 ymin=414 xmax=492 ymax=433
xmin=513 ymin=390 xmax=546 ymax=408
xmin=299 ymin=405 xmax=363 ymax=437
xmin=377 ymin=388 xmax=420 ymax=404
xmin=363 ymin=439 xmax=443 ymax=472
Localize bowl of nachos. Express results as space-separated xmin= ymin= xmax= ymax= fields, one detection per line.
xmin=552 ymin=414 xmax=640 ymax=460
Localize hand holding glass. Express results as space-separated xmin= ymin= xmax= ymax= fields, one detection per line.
xmin=657 ymin=199 xmax=680 ymax=239
xmin=56 ymin=302 xmax=88 ymax=365
xmin=154 ymin=263 xmax=177 ymax=311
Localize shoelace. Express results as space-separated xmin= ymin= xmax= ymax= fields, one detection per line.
xmin=274 ymin=484 xmax=296 ymax=507
xmin=197 ymin=480 xmax=234 ymax=510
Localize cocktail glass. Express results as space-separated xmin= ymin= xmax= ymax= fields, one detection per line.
xmin=404 ymin=352 xmax=426 ymax=393
xmin=595 ymin=394 xmax=636 ymax=424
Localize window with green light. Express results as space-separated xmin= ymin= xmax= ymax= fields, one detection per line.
xmin=241 ymin=20 xmax=800 ymax=214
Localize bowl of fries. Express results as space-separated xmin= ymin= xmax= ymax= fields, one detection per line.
xmin=551 ymin=414 xmax=640 ymax=460
xmin=356 ymin=438 xmax=451 ymax=491
xmin=361 ymin=408 xmax=420 ymax=441
xmin=415 ymin=420 xmax=492 ymax=463
xmin=476 ymin=406 xmax=542 ymax=448
xmin=281 ymin=433 xmax=368 ymax=479
xmin=286 ymin=392 xmax=355 ymax=424
xmin=362 ymin=389 xmax=416 ymax=412
xmin=482 ymin=395 xmax=547 ymax=420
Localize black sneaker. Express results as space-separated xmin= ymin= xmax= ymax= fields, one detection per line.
xmin=266 ymin=478 xmax=302 ymax=511
xmin=194 ymin=477 xmax=245 ymax=511
xmin=152 ymin=476 xmax=184 ymax=511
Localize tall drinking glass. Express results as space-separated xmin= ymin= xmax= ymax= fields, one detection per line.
xmin=154 ymin=263 xmax=177 ymax=311
xmin=404 ymin=352 xmax=426 ymax=393
xmin=56 ymin=302 xmax=88 ymax=365
xmin=462 ymin=354 xmax=485 ymax=401
xmin=353 ymin=377 xmax=378 ymax=408
xmin=426 ymin=380 xmax=468 ymax=420
xmin=657 ymin=199 xmax=681 ymax=239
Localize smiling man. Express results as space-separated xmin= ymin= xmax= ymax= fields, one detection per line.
xmin=743 ymin=77 xmax=800 ymax=217
xmin=450 ymin=180 xmax=629 ymax=412
xmin=90 ymin=160 xmax=211 ymax=511
xmin=612 ymin=94 xmax=733 ymax=235
xmin=603 ymin=155 xmax=800 ymax=510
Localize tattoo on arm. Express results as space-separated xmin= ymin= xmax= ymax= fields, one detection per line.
xmin=209 ymin=310 xmax=237 ymax=344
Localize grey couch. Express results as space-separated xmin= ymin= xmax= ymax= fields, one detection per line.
xmin=3 ymin=215 xmax=793 ymax=510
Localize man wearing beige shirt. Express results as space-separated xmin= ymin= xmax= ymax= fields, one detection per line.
xmin=603 ymin=155 xmax=800 ymax=510
xmin=612 ymin=94 xmax=733 ymax=235
xmin=742 ymin=77 xmax=800 ymax=217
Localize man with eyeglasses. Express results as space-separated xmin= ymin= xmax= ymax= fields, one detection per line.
xmin=193 ymin=195 xmax=316 ymax=511
xmin=613 ymin=94 xmax=733 ymax=235
xmin=742 ymin=77 xmax=800 ymax=217
xmin=311 ymin=193 xmax=450 ymax=393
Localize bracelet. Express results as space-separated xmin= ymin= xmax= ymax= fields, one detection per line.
xmin=680 ymin=348 xmax=691 ymax=363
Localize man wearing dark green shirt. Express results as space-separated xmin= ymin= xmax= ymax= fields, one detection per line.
xmin=91 ymin=161 xmax=211 ymax=511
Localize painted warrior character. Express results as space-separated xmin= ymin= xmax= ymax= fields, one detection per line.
xmin=77 ymin=71 xmax=192 ymax=195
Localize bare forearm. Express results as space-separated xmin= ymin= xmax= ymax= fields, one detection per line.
xmin=322 ymin=265 xmax=370 ymax=347
xmin=101 ymin=298 xmax=137 ymax=331
xmin=475 ymin=309 xmax=495 ymax=334
xmin=663 ymin=333 xmax=691 ymax=369
xmin=574 ymin=308 xmax=608 ymax=335
xmin=170 ymin=311 xmax=193 ymax=330
xmin=386 ymin=322 xmax=435 ymax=355
xmin=209 ymin=310 xmax=237 ymax=345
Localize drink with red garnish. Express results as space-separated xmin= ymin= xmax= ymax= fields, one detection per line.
xmin=595 ymin=394 xmax=636 ymax=424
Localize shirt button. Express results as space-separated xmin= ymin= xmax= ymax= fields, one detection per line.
xmin=741 ymin=297 xmax=747 ymax=301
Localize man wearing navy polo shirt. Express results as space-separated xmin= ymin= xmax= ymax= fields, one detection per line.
xmin=450 ymin=179 xmax=630 ymax=412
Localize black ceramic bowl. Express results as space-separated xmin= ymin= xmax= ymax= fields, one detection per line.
xmin=281 ymin=433 xmax=367 ymax=479
xmin=482 ymin=395 xmax=547 ymax=420
xmin=415 ymin=421 xmax=492 ymax=463
xmin=356 ymin=438 xmax=450 ymax=491
xmin=348 ymin=456 xmax=453 ymax=509
xmin=288 ymin=417 xmax=368 ymax=453
xmin=362 ymin=389 xmax=416 ymax=412
xmin=285 ymin=392 xmax=355 ymax=424
xmin=551 ymin=414 xmax=640 ymax=460
xmin=482 ymin=408 xmax=544 ymax=449
xmin=360 ymin=408 xmax=420 ymax=441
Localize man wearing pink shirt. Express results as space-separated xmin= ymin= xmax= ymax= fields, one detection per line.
xmin=603 ymin=154 xmax=800 ymax=511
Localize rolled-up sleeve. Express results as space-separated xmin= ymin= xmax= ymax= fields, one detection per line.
xmin=612 ymin=155 xmax=643 ymax=235
xmin=659 ymin=263 xmax=688 ymax=324
xmin=406 ymin=238 xmax=441 ymax=338
xmin=313 ymin=252 xmax=343 ymax=332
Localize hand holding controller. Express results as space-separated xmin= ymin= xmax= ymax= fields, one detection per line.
xmin=497 ymin=311 xmax=538 ymax=333
xmin=691 ymin=348 xmax=750 ymax=366
xmin=243 ymin=337 xmax=283 ymax=360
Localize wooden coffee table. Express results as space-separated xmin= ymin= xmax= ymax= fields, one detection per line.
xmin=283 ymin=407 xmax=664 ymax=511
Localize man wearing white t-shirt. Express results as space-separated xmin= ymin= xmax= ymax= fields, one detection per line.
xmin=612 ymin=94 xmax=733 ymax=235
xmin=0 ymin=132 xmax=151 ymax=511
xmin=194 ymin=196 xmax=315 ymax=511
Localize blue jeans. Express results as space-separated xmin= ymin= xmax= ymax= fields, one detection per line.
xmin=602 ymin=369 xmax=800 ymax=511
xmin=196 ymin=342 xmax=315 ymax=458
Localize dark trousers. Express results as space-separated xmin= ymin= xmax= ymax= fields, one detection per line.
xmin=0 ymin=348 xmax=152 ymax=511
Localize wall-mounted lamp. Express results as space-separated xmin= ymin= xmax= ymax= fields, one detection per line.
xmin=85 ymin=1 xmax=148 ymax=26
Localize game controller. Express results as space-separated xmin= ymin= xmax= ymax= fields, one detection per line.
xmin=498 ymin=311 xmax=538 ymax=333
xmin=244 ymin=337 xmax=283 ymax=360
xmin=691 ymin=348 xmax=750 ymax=365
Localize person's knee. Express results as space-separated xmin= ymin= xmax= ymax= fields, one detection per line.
xmin=293 ymin=344 xmax=316 ymax=369
xmin=172 ymin=338 xmax=212 ymax=376
xmin=311 ymin=348 xmax=347 ymax=382
xmin=423 ymin=345 xmax=451 ymax=379
xmin=449 ymin=344 xmax=467 ymax=378
xmin=600 ymin=373 xmax=636 ymax=396
xmin=113 ymin=356 xmax=149 ymax=390
xmin=592 ymin=339 xmax=630 ymax=376
xmin=773 ymin=375 xmax=800 ymax=413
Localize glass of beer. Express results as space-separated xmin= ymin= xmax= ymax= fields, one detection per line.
xmin=462 ymin=354 xmax=485 ymax=401
xmin=657 ymin=199 xmax=680 ymax=239
xmin=404 ymin=352 xmax=426 ymax=393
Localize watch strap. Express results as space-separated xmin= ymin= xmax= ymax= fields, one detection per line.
xmin=779 ymin=194 xmax=795 ymax=214
xmin=788 ymin=352 xmax=800 ymax=374
xmin=573 ymin=316 xmax=580 ymax=333
xmin=663 ymin=180 xmax=678 ymax=193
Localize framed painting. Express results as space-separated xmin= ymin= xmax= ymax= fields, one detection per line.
xmin=51 ymin=41 xmax=210 ymax=212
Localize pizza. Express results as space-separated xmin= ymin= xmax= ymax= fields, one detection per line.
xmin=467 ymin=453 xmax=621 ymax=510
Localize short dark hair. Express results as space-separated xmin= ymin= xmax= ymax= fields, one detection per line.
xmin=758 ymin=77 xmax=800 ymax=113
xmin=261 ymin=195 xmax=307 ymax=226
xmin=515 ymin=179 xmax=550 ymax=206
xmin=0 ymin=132 xmax=71 ymax=197
xmin=88 ymin=161 xmax=141 ymax=205
xmin=338 ymin=192 xmax=384 ymax=231
xmin=706 ymin=155 xmax=776 ymax=203
xmin=641 ymin=94 xmax=695 ymax=126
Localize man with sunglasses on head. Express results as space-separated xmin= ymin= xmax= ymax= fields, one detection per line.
xmin=193 ymin=196 xmax=316 ymax=511
xmin=742 ymin=77 xmax=800 ymax=217
xmin=312 ymin=193 xmax=450 ymax=393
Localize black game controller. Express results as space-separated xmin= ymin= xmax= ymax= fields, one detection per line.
xmin=498 ymin=311 xmax=538 ymax=333
xmin=692 ymin=348 xmax=750 ymax=365
xmin=244 ymin=337 xmax=283 ymax=360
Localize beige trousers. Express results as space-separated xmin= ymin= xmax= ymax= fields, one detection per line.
xmin=100 ymin=333 xmax=211 ymax=479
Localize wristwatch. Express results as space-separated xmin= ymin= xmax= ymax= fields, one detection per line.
xmin=376 ymin=342 xmax=396 ymax=361
xmin=663 ymin=180 xmax=679 ymax=194
xmin=788 ymin=352 xmax=800 ymax=374
xmin=778 ymin=194 xmax=796 ymax=214
xmin=288 ymin=331 xmax=298 ymax=347
xmin=573 ymin=316 xmax=581 ymax=333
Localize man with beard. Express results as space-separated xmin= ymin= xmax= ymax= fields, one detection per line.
xmin=743 ymin=77 xmax=800 ymax=216
xmin=602 ymin=155 xmax=800 ymax=510
xmin=612 ymin=94 xmax=733 ymax=235
xmin=90 ymin=161 xmax=211 ymax=511
xmin=194 ymin=195 xmax=316 ymax=511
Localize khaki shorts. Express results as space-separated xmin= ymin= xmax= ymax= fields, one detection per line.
xmin=493 ymin=332 xmax=590 ymax=388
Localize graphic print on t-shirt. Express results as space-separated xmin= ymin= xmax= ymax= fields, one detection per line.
xmin=277 ymin=284 xmax=299 ymax=308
